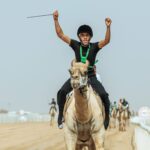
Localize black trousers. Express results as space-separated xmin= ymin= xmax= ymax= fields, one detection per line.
xmin=57 ymin=76 xmax=110 ymax=115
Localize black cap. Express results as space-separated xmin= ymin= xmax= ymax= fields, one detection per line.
xmin=77 ymin=25 xmax=93 ymax=37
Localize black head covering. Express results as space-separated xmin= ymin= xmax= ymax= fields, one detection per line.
xmin=77 ymin=25 xmax=93 ymax=37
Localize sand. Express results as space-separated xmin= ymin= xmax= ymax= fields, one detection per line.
xmin=0 ymin=122 xmax=136 ymax=150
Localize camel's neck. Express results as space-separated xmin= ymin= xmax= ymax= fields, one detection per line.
xmin=74 ymin=86 xmax=91 ymax=123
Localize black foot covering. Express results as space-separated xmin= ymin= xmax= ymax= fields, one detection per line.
xmin=104 ymin=115 xmax=110 ymax=130
xmin=101 ymin=95 xmax=110 ymax=130
xmin=58 ymin=112 xmax=63 ymax=129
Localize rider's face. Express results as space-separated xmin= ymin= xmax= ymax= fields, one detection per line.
xmin=78 ymin=33 xmax=91 ymax=46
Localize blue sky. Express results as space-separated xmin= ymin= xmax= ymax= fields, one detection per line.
xmin=0 ymin=0 xmax=150 ymax=113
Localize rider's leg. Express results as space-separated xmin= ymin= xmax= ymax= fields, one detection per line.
xmin=57 ymin=78 xmax=72 ymax=128
xmin=89 ymin=76 xmax=110 ymax=130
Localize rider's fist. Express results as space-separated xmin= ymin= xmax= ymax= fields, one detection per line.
xmin=53 ymin=10 xmax=59 ymax=21
xmin=105 ymin=18 xmax=112 ymax=27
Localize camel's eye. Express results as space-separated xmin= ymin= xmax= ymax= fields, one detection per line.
xmin=81 ymin=70 xmax=87 ymax=76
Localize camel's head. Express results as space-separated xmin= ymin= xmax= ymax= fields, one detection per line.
xmin=69 ymin=59 xmax=89 ymax=89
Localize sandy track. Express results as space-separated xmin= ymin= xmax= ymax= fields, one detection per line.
xmin=0 ymin=122 xmax=135 ymax=150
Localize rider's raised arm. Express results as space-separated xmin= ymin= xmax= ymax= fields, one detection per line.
xmin=53 ymin=10 xmax=71 ymax=45
xmin=98 ymin=18 xmax=112 ymax=49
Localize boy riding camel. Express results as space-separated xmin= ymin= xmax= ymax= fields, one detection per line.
xmin=53 ymin=10 xmax=112 ymax=130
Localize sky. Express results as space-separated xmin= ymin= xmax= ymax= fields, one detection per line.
xmin=0 ymin=0 xmax=150 ymax=113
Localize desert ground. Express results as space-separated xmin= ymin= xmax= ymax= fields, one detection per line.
xmin=0 ymin=122 xmax=136 ymax=150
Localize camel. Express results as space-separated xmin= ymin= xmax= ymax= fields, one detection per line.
xmin=109 ymin=107 xmax=117 ymax=129
xmin=49 ymin=104 xmax=57 ymax=126
xmin=63 ymin=60 xmax=105 ymax=150
xmin=116 ymin=107 xmax=129 ymax=131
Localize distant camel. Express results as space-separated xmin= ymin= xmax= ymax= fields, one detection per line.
xmin=109 ymin=107 xmax=117 ymax=129
xmin=49 ymin=104 xmax=57 ymax=126
xmin=63 ymin=60 xmax=105 ymax=150
xmin=117 ymin=107 xmax=128 ymax=131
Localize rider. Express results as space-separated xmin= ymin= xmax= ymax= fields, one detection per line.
xmin=49 ymin=98 xmax=57 ymax=112
xmin=122 ymin=98 xmax=129 ymax=110
xmin=49 ymin=98 xmax=56 ymax=105
xmin=118 ymin=99 xmax=123 ymax=109
xmin=112 ymin=101 xmax=117 ymax=110
xmin=110 ymin=101 xmax=117 ymax=113
xmin=53 ymin=10 xmax=112 ymax=130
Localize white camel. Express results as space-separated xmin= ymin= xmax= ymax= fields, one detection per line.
xmin=49 ymin=104 xmax=57 ymax=126
xmin=117 ymin=106 xmax=129 ymax=131
xmin=63 ymin=60 xmax=105 ymax=150
xmin=109 ymin=107 xmax=117 ymax=129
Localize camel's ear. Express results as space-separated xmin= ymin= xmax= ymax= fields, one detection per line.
xmin=68 ymin=69 xmax=73 ymax=75
xmin=71 ymin=59 xmax=76 ymax=66
xmin=85 ymin=60 xmax=89 ymax=67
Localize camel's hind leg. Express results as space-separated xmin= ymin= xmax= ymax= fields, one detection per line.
xmin=92 ymin=126 xmax=105 ymax=150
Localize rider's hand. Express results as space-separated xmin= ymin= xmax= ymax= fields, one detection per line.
xmin=105 ymin=18 xmax=112 ymax=27
xmin=53 ymin=10 xmax=59 ymax=21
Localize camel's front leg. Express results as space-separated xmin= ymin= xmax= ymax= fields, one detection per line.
xmin=123 ymin=119 xmax=126 ymax=131
xmin=50 ymin=117 xmax=53 ymax=126
xmin=64 ymin=127 xmax=77 ymax=150
xmin=92 ymin=126 xmax=105 ymax=150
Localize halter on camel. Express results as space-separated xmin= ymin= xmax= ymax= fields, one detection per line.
xmin=63 ymin=59 xmax=105 ymax=150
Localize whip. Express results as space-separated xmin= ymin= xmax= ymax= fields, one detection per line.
xmin=27 ymin=13 xmax=53 ymax=19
